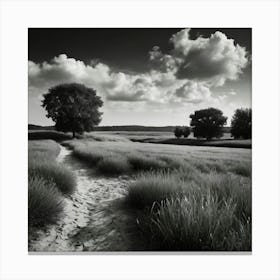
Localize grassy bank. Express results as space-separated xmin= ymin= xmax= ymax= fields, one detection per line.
xmin=28 ymin=140 xmax=76 ymax=229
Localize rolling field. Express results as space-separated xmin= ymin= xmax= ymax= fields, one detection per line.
xmin=64 ymin=135 xmax=251 ymax=251
xmin=84 ymin=131 xmax=252 ymax=148
xmin=28 ymin=131 xmax=251 ymax=251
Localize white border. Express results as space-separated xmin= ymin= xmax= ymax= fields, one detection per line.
xmin=1 ymin=0 xmax=280 ymax=279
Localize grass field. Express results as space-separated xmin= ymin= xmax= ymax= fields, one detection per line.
xmin=28 ymin=130 xmax=251 ymax=251
xmin=84 ymin=131 xmax=252 ymax=149
xmin=64 ymin=135 xmax=251 ymax=251
xmin=28 ymin=140 xmax=76 ymax=229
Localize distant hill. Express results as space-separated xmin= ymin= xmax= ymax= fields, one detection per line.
xmin=28 ymin=124 xmax=55 ymax=130
xmin=28 ymin=124 xmax=231 ymax=133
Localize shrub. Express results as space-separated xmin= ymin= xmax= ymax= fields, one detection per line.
xmin=28 ymin=176 xmax=64 ymax=227
xmin=182 ymin=126 xmax=191 ymax=138
xmin=29 ymin=162 xmax=76 ymax=194
xmin=96 ymin=155 xmax=131 ymax=175
xmin=174 ymin=126 xmax=183 ymax=138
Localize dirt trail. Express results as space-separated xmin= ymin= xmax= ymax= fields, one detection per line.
xmin=29 ymin=145 xmax=135 ymax=252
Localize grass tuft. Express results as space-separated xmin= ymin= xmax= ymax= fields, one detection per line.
xmin=29 ymin=161 xmax=76 ymax=194
xmin=28 ymin=176 xmax=64 ymax=227
xmin=96 ymin=155 xmax=131 ymax=175
xmin=149 ymin=195 xmax=251 ymax=251
xmin=125 ymin=172 xmax=182 ymax=209
xmin=128 ymin=154 xmax=167 ymax=172
xmin=126 ymin=171 xmax=251 ymax=251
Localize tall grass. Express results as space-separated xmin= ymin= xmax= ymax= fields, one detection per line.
xmin=28 ymin=140 xmax=76 ymax=232
xmin=65 ymin=139 xmax=251 ymax=178
xmin=125 ymin=172 xmax=182 ymax=209
xmin=28 ymin=176 xmax=64 ymax=227
xmin=63 ymin=137 xmax=251 ymax=250
xmin=29 ymin=161 xmax=76 ymax=194
xmin=150 ymin=196 xmax=251 ymax=251
xmin=96 ymin=155 xmax=131 ymax=175
xmin=128 ymin=154 xmax=167 ymax=172
xmin=126 ymin=171 xmax=251 ymax=251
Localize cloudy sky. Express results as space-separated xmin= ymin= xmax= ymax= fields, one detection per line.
xmin=28 ymin=28 xmax=251 ymax=126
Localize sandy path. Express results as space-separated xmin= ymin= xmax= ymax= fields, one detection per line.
xmin=29 ymin=145 xmax=134 ymax=252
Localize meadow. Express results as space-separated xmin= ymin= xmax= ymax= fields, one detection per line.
xmin=28 ymin=140 xmax=76 ymax=232
xmin=28 ymin=130 xmax=251 ymax=251
xmin=62 ymin=132 xmax=251 ymax=251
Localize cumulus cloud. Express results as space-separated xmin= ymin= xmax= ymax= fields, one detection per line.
xmin=174 ymin=81 xmax=212 ymax=104
xmin=150 ymin=29 xmax=249 ymax=86
xmin=29 ymin=28 xmax=249 ymax=111
xmin=28 ymin=54 xmax=183 ymax=104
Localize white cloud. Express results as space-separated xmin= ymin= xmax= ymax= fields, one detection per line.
xmin=29 ymin=54 xmax=187 ymax=105
xmin=150 ymin=29 xmax=249 ymax=86
xmin=29 ymin=27 xmax=249 ymax=114
xmin=174 ymin=81 xmax=212 ymax=104
xmin=228 ymin=90 xmax=237 ymax=95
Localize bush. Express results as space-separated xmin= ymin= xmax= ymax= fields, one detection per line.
xmin=174 ymin=127 xmax=183 ymax=138
xmin=28 ymin=176 xmax=64 ymax=227
xmin=182 ymin=126 xmax=191 ymax=138
xmin=96 ymin=155 xmax=131 ymax=175
xmin=29 ymin=162 xmax=76 ymax=194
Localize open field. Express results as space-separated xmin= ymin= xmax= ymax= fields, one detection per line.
xmin=28 ymin=131 xmax=251 ymax=251
xmin=84 ymin=131 xmax=251 ymax=149
xmin=28 ymin=129 xmax=252 ymax=149
xmin=63 ymin=136 xmax=251 ymax=251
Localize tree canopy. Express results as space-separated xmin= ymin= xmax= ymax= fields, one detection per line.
xmin=174 ymin=126 xmax=191 ymax=139
xmin=190 ymin=107 xmax=227 ymax=140
xmin=174 ymin=126 xmax=183 ymax=138
xmin=231 ymin=108 xmax=252 ymax=139
xmin=42 ymin=83 xmax=103 ymax=137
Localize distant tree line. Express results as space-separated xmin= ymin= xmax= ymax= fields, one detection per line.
xmin=40 ymin=83 xmax=251 ymax=140
xmin=174 ymin=107 xmax=252 ymax=140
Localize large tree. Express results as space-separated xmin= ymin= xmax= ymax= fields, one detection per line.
xmin=231 ymin=108 xmax=252 ymax=139
xmin=190 ymin=108 xmax=227 ymax=140
xmin=42 ymin=83 xmax=103 ymax=138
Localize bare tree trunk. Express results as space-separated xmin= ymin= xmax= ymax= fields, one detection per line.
xmin=72 ymin=130 xmax=76 ymax=138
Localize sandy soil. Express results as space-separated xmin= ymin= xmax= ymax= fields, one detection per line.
xmin=29 ymin=145 xmax=135 ymax=252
